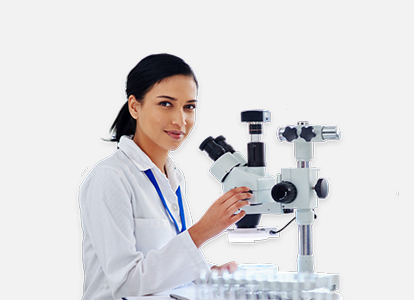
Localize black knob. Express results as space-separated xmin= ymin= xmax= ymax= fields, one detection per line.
xmin=282 ymin=127 xmax=298 ymax=142
xmin=271 ymin=181 xmax=297 ymax=204
xmin=300 ymin=126 xmax=316 ymax=142
xmin=314 ymin=178 xmax=329 ymax=199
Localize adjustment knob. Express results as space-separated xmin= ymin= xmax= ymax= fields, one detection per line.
xmin=271 ymin=181 xmax=298 ymax=204
xmin=314 ymin=178 xmax=329 ymax=199
xmin=300 ymin=126 xmax=316 ymax=142
xmin=279 ymin=127 xmax=298 ymax=142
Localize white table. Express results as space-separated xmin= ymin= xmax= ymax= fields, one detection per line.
xmin=128 ymin=283 xmax=343 ymax=300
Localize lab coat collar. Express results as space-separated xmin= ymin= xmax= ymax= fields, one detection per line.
xmin=118 ymin=135 xmax=183 ymax=191
xmin=118 ymin=135 xmax=156 ymax=171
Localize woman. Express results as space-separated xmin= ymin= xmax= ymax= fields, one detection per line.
xmin=80 ymin=54 xmax=251 ymax=300
xmin=79 ymin=53 xmax=252 ymax=299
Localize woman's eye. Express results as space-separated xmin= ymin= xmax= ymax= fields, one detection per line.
xmin=185 ymin=104 xmax=196 ymax=110
xmin=159 ymin=101 xmax=172 ymax=107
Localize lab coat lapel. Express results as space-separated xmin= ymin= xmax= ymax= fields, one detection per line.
xmin=118 ymin=136 xmax=184 ymax=230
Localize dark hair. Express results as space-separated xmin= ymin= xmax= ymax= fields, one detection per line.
xmin=109 ymin=53 xmax=198 ymax=142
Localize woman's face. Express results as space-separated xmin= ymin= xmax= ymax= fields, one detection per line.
xmin=129 ymin=75 xmax=198 ymax=154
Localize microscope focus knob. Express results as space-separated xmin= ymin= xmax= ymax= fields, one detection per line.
xmin=271 ymin=181 xmax=298 ymax=204
xmin=314 ymin=178 xmax=329 ymax=199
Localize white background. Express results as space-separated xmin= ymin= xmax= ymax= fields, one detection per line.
xmin=1 ymin=1 xmax=413 ymax=299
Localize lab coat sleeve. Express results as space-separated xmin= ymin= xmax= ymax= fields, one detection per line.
xmin=80 ymin=167 xmax=210 ymax=298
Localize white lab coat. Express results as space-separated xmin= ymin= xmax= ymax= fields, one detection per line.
xmin=79 ymin=136 xmax=210 ymax=300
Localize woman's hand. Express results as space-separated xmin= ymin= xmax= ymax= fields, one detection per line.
xmin=188 ymin=186 xmax=252 ymax=248
xmin=211 ymin=262 xmax=238 ymax=275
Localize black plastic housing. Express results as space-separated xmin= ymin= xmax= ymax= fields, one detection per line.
xmin=199 ymin=137 xmax=225 ymax=161
xmin=241 ymin=110 xmax=271 ymax=123
xmin=236 ymin=214 xmax=262 ymax=228
xmin=247 ymin=142 xmax=265 ymax=167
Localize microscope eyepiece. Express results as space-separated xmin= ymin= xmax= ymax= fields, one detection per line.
xmin=214 ymin=136 xmax=235 ymax=154
xmin=199 ymin=136 xmax=226 ymax=161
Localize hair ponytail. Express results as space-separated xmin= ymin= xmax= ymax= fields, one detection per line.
xmin=109 ymin=101 xmax=136 ymax=142
xmin=108 ymin=53 xmax=198 ymax=142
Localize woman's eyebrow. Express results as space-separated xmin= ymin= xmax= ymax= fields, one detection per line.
xmin=157 ymin=95 xmax=177 ymax=101
xmin=157 ymin=95 xmax=197 ymax=102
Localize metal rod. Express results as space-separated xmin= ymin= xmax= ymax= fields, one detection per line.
xmin=299 ymin=225 xmax=313 ymax=256
xmin=297 ymin=161 xmax=310 ymax=168
xmin=251 ymin=134 xmax=261 ymax=142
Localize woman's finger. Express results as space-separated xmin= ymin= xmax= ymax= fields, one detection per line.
xmin=230 ymin=210 xmax=247 ymax=223
xmin=223 ymin=192 xmax=252 ymax=211
xmin=218 ymin=186 xmax=251 ymax=204
xmin=234 ymin=199 xmax=251 ymax=210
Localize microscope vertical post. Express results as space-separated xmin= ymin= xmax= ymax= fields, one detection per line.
xmin=296 ymin=150 xmax=315 ymax=273
xmin=297 ymin=209 xmax=315 ymax=273
xmin=296 ymin=121 xmax=315 ymax=273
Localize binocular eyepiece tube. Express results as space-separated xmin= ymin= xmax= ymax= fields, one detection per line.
xmin=199 ymin=136 xmax=235 ymax=161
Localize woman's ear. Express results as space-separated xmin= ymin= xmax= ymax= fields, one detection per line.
xmin=128 ymin=95 xmax=140 ymax=120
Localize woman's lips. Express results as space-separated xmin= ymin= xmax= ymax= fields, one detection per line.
xmin=165 ymin=130 xmax=185 ymax=140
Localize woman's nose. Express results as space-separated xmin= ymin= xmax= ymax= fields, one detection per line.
xmin=171 ymin=109 xmax=186 ymax=127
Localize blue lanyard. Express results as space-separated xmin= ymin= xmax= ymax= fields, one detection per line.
xmin=144 ymin=169 xmax=187 ymax=234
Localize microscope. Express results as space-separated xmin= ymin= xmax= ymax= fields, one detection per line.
xmin=199 ymin=110 xmax=341 ymax=296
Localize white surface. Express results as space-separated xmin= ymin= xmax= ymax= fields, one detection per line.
xmin=130 ymin=282 xmax=344 ymax=300
xmin=1 ymin=1 xmax=413 ymax=300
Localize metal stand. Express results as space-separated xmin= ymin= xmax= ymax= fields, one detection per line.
xmin=296 ymin=159 xmax=314 ymax=273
